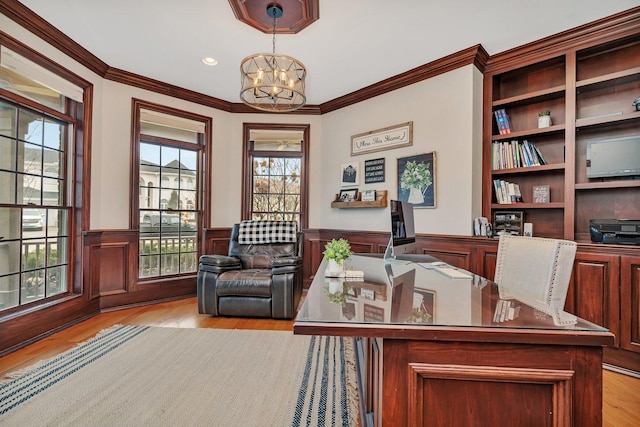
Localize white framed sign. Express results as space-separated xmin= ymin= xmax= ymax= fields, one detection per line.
xmin=351 ymin=122 xmax=413 ymax=156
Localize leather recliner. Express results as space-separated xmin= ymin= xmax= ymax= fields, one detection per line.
xmin=197 ymin=222 xmax=303 ymax=319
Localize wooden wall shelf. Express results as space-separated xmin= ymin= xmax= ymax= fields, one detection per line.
xmin=492 ymin=85 xmax=566 ymax=107
xmin=492 ymin=163 xmax=565 ymax=175
xmin=490 ymin=124 xmax=565 ymax=141
xmin=331 ymin=190 xmax=388 ymax=209
xmin=575 ymin=181 xmax=640 ymax=190
xmin=491 ymin=202 xmax=564 ymax=209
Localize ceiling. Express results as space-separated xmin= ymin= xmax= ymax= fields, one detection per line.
xmin=15 ymin=0 xmax=640 ymax=106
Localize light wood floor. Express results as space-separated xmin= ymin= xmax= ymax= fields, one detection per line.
xmin=1 ymin=297 xmax=639 ymax=426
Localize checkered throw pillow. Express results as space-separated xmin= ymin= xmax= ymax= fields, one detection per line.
xmin=238 ymin=220 xmax=298 ymax=244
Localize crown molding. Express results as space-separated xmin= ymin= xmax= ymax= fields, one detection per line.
xmin=104 ymin=67 xmax=233 ymax=112
xmin=229 ymin=102 xmax=322 ymax=115
xmin=319 ymin=44 xmax=489 ymax=114
xmin=485 ymin=6 xmax=640 ymax=74
xmin=0 ymin=0 xmax=109 ymax=76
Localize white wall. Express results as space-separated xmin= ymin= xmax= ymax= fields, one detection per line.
xmin=319 ymin=65 xmax=483 ymax=235
xmin=2 ymin=12 xmax=482 ymax=235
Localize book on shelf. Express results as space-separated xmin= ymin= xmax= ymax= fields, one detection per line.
xmin=511 ymin=182 xmax=523 ymax=203
xmin=499 ymin=109 xmax=513 ymax=133
xmin=523 ymin=140 xmax=540 ymax=166
xmin=530 ymin=141 xmax=548 ymax=165
xmin=493 ymin=109 xmax=512 ymax=134
xmin=501 ymin=180 xmax=509 ymax=204
xmin=492 ymin=143 xmax=499 ymax=169
xmin=512 ymin=140 xmax=520 ymax=168
xmin=518 ymin=143 xmax=531 ymax=167
xmin=494 ymin=110 xmax=505 ymax=134
xmin=493 ymin=179 xmax=523 ymax=204
xmin=492 ymin=139 xmax=547 ymax=169
xmin=493 ymin=180 xmax=502 ymax=203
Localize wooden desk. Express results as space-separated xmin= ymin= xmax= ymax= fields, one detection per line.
xmin=294 ymin=255 xmax=614 ymax=426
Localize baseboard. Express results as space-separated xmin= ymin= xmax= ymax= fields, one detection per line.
xmin=0 ymin=312 xmax=98 ymax=359
xmin=99 ymin=293 xmax=196 ymax=313
xmin=603 ymin=363 xmax=640 ymax=379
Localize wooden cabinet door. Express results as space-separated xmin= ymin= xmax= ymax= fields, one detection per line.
xmin=621 ymin=256 xmax=640 ymax=354
xmin=477 ymin=244 xmax=498 ymax=281
xmin=566 ymin=252 xmax=620 ymax=344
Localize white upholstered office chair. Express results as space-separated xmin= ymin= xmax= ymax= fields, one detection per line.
xmin=494 ymin=234 xmax=577 ymax=325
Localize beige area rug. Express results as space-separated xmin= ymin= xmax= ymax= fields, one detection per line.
xmin=0 ymin=326 xmax=360 ymax=426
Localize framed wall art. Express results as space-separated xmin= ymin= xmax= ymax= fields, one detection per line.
xmin=340 ymin=162 xmax=360 ymax=186
xmin=364 ymin=158 xmax=385 ymax=184
xmin=351 ymin=122 xmax=413 ymax=156
xmin=397 ymin=152 xmax=436 ymax=208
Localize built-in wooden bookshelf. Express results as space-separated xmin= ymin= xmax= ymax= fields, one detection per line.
xmin=483 ymin=31 xmax=640 ymax=242
xmin=482 ymin=10 xmax=640 ymax=376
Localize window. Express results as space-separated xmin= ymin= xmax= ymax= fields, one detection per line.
xmin=0 ymin=52 xmax=82 ymax=311
xmin=132 ymin=100 xmax=211 ymax=280
xmin=242 ymin=124 xmax=309 ymax=229
xmin=0 ymin=103 xmax=71 ymax=310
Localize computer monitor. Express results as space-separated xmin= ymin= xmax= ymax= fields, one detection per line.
xmin=384 ymin=200 xmax=416 ymax=262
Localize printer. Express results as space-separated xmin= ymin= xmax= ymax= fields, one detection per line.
xmin=589 ymin=219 xmax=640 ymax=245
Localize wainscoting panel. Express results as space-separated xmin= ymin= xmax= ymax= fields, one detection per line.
xmin=620 ymin=256 xmax=640 ymax=355
xmin=567 ymin=253 xmax=620 ymax=344
xmin=83 ymin=230 xmax=196 ymax=310
xmin=477 ymin=245 xmax=498 ymax=280
xmin=203 ymin=228 xmax=232 ymax=256
xmin=83 ymin=230 xmax=137 ymax=300
xmin=95 ymin=243 xmax=130 ymax=296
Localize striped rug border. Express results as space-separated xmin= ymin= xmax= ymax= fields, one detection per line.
xmin=292 ymin=335 xmax=359 ymax=427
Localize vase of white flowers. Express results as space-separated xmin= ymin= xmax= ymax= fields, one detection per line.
xmin=323 ymin=238 xmax=352 ymax=277
xmin=400 ymin=160 xmax=432 ymax=204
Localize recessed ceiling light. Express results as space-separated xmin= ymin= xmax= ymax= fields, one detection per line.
xmin=201 ymin=57 xmax=218 ymax=66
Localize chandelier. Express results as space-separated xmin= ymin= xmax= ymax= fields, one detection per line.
xmin=240 ymin=3 xmax=306 ymax=112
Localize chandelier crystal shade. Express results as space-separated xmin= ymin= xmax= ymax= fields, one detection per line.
xmin=240 ymin=3 xmax=307 ymax=112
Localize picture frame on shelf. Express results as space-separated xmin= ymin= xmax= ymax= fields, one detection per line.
xmin=532 ymin=185 xmax=550 ymax=203
xmin=339 ymin=188 xmax=358 ymax=202
xmin=361 ymin=189 xmax=376 ymax=202
xmin=397 ymin=152 xmax=436 ymax=208
xmin=340 ymin=162 xmax=360 ymax=186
